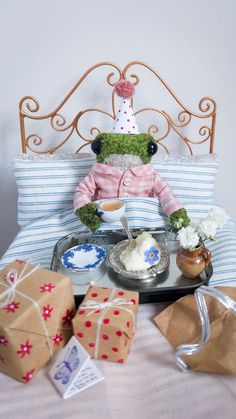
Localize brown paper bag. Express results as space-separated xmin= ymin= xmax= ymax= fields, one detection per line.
xmin=154 ymin=286 xmax=236 ymax=374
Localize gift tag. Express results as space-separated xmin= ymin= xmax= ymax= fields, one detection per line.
xmin=48 ymin=336 xmax=104 ymax=399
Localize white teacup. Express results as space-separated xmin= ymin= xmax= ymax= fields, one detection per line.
xmin=98 ymin=199 xmax=125 ymax=223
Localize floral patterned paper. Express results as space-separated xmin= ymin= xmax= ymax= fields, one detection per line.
xmin=0 ymin=260 xmax=75 ymax=383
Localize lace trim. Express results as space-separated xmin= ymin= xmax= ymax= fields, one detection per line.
xmin=153 ymin=153 xmax=218 ymax=165
xmin=18 ymin=153 xmax=95 ymax=161
xmin=16 ymin=153 xmax=217 ymax=165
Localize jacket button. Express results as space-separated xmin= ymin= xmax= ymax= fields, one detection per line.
xmin=123 ymin=178 xmax=132 ymax=186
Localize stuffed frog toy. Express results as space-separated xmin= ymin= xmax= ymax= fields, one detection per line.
xmin=74 ymin=80 xmax=190 ymax=232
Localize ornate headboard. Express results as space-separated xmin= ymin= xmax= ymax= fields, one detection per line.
xmin=19 ymin=61 xmax=217 ymax=155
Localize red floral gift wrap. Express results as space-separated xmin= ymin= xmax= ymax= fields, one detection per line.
xmin=0 ymin=260 xmax=75 ymax=383
xmin=72 ymin=286 xmax=139 ymax=363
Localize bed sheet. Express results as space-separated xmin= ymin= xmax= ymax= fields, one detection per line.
xmin=1 ymin=199 xmax=236 ymax=419
xmin=1 ymin=199 xmax=236 ymax=286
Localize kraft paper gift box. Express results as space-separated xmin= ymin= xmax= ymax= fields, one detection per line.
xmin=72 ymin=286 xmax=139 ymax=363
xmin=0 ymin=260 xmax=75 ymax=383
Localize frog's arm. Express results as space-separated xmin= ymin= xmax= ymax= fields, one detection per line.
xmin=169 ymin=208 xmax=190 ymax=229
xmin=75 ymin=203 xmax=101 ymax=232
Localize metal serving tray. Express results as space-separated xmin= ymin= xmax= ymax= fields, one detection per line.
xmin=51 ymin=228 xmax=212 ymax=306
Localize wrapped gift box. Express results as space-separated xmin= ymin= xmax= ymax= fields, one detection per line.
xmin=0 ymin=260 xmax=75 ymax=383
xmin=72 ymin=286 xmax=139 ymax=363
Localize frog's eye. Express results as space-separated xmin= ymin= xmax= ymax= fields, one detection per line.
xmin=91 ymin=138 xmax=102 ymax=154
xmin=147 ymin=141 xmax=158 ymax=156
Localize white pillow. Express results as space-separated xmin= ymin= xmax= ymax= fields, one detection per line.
xmin=13 ymin=153 xmax=218 ymax=226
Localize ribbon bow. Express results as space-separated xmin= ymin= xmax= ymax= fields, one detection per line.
xmin=176 ymin=285 xmax=236 ymax=372
xmin=0 ymin=265 xmax=39 ymax=308
xmin=81 ymin=297 xmax=133 ymax=316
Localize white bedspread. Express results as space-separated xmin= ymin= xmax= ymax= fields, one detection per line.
xmin=1 ymin=199 xmax=236 ymax=418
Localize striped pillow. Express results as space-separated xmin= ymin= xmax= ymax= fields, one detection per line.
xmin=14 ymin=154 xmax=95 ymax=226
xmin=152 ymin=154 xmax=218 ymax=204
xmin=13 ymin=153 xmax=218 ymax=226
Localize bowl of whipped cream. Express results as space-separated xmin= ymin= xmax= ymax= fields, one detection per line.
xmin=108 ymin=232 xmax=170 ymax=283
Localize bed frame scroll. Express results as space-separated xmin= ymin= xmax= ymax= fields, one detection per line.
xmin=19 ymin=61 xmax=217 ymax=155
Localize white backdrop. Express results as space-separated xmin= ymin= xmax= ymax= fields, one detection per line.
xmin=0 ymin=0 xmax=235 ymax=258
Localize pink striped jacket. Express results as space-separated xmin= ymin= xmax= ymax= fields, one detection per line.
xmin=74 ymin=163 xmax=181 ymax=217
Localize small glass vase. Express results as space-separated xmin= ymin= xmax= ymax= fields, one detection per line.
xmin=176 ymin=245 xmax=211 ymax=278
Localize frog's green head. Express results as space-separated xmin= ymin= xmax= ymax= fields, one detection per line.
xmin=91 ymin=132 xmax=158 ymax=164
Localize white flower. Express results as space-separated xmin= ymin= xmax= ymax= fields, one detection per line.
xmin=176 ymin=208 xmax=228 ymax=250
xmin=197 ymin=218 xmax=217 ymax=240
xmin=177 ymin=226 xmax=200 ymax=250
xmin=208 ymin=208 xmax=228 ymax=229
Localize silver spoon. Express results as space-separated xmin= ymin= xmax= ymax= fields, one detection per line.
xmin=120 ymin=215 xmax=136 ymax=250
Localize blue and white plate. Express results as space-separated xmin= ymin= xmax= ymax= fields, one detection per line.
xmin=61 ymin=244 xmax=107 ymax=272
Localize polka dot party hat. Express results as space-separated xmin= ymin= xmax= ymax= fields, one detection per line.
xmin=112 ymin=80 xmax=140 ymax=134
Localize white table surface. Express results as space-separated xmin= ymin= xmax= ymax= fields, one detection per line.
xmin=1 ymin=302 xmax=236 ymax=419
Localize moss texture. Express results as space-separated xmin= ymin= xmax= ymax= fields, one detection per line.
xmin=169 ymin=208 xmax=190 ymax=229
xmin=95 ymin=133 xmax=155 ymax=164
xmin=77 ymin=203 xmax=101 ymax=232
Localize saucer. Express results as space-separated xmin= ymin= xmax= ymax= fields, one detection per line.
xmin=61 ymin=244 xmax=107 ymax=272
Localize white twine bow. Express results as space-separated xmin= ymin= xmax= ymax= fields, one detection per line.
xmin=80 ymin=289 xmax=136 ymax=359
xmin=176 ymin=285 xmax=236 ymax=372
xmin=0 ymin=265 xmax=38 ymax=308
xmin=81 ymin=297 xmax=134 ymax=316
xmin=0 ymin=263 xmax=53 ymax=357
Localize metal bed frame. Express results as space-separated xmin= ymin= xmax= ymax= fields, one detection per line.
xmin=19 ymin=61 xmax=216 ymax=155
